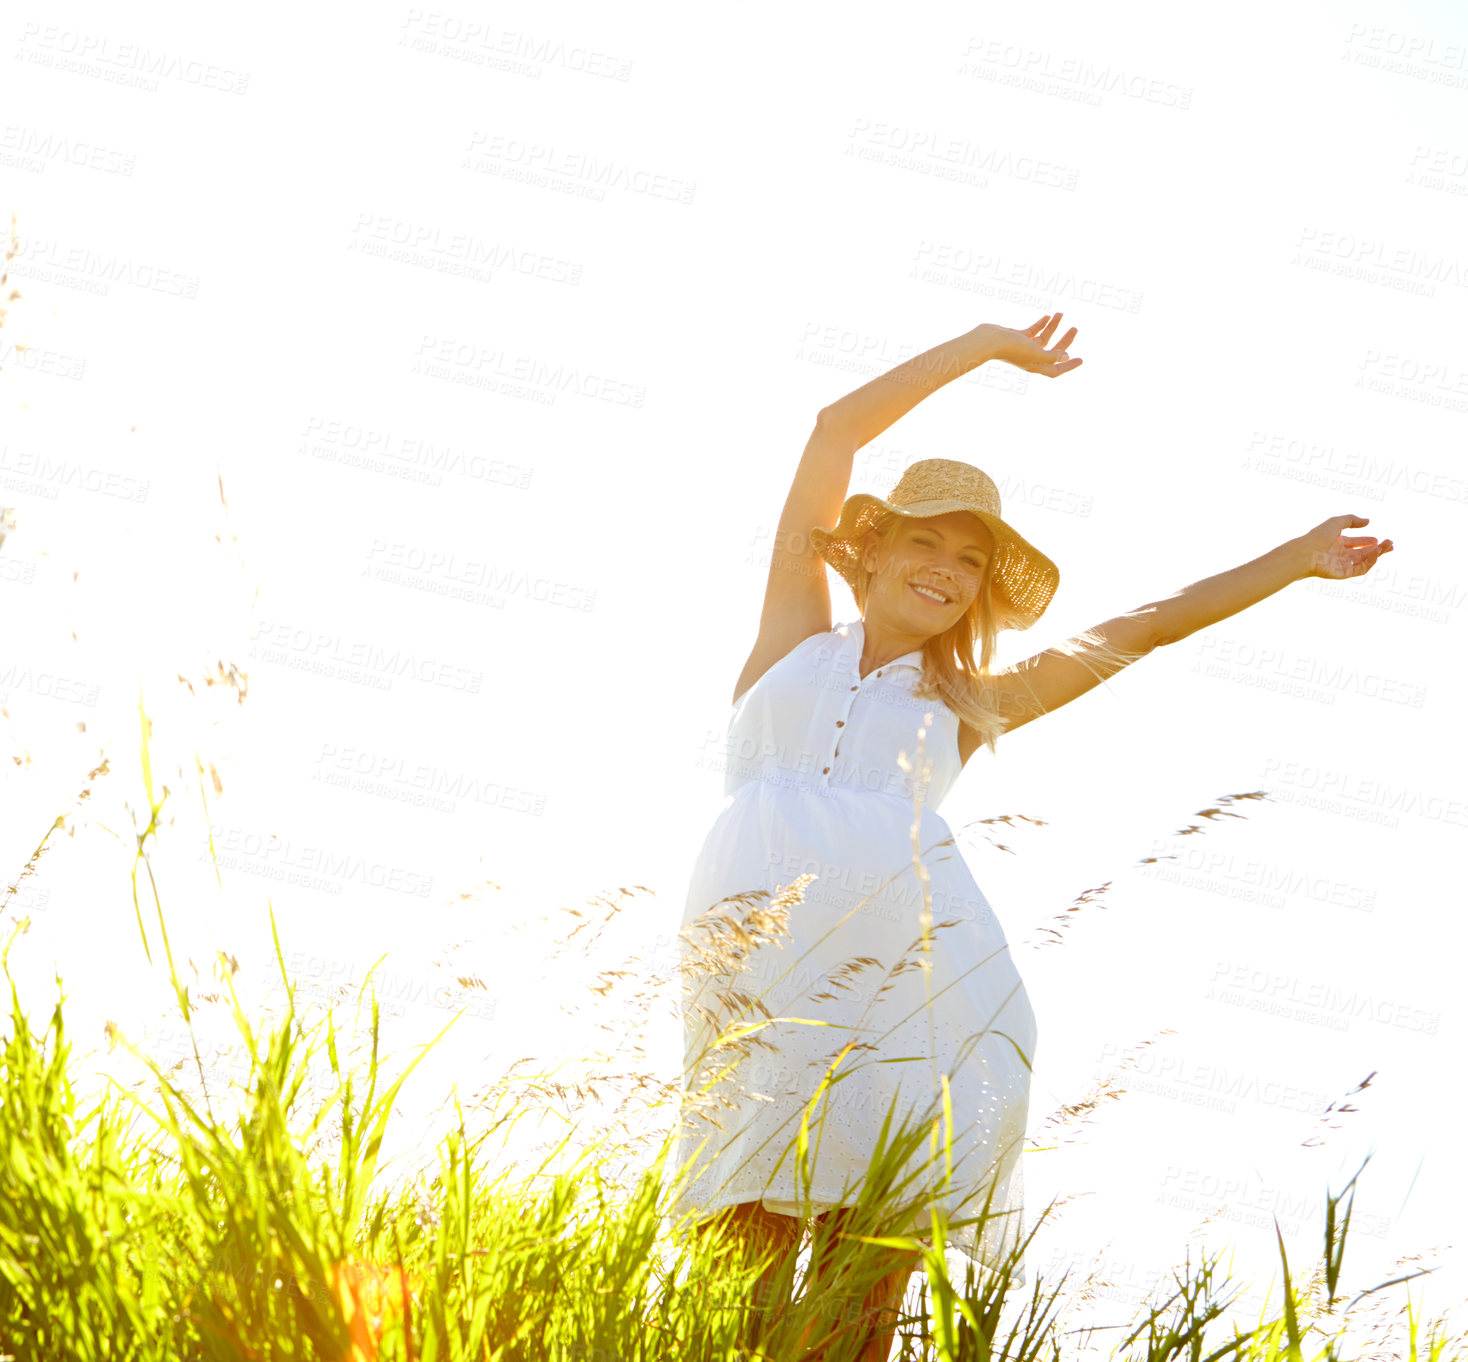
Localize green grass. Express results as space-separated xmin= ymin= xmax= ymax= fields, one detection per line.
xmin=0 ymin=701 xmax=1463 ymax=1362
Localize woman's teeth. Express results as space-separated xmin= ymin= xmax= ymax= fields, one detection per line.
xmin=911 ymin=584 xmax=949 ymax=603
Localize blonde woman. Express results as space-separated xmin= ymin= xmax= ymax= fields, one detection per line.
xmin=671 ymin=313 xmax=1393 ymax=1361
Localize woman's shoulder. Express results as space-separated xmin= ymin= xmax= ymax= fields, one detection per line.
xmin=732 ymin=621 xmax=848 ymax=709
xmin=780 ymin=619 xmax=851 ymax=664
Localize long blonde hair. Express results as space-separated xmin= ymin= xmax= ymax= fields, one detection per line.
xmin=853 ymin=512 xmax=1151 ymax=760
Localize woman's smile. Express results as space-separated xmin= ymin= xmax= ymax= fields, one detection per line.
xmin=910 ymin=582 xmax=953 ymax=605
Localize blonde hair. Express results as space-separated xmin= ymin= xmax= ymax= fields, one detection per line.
xmin=854 ymin=513 xmax=1152 ymax=759
xmin=854 ymin=514 xmax=1008 ymax=757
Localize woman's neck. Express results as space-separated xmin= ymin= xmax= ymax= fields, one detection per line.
xmin=858 ymin=616 xmax=928 ymax=675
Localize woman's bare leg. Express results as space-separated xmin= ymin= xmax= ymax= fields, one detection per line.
xmin=849 ymin=1255 xmax=920 ymax=1362
xmin=803 ymin=1206 xmax=921 ymax=1362
xmin=693 ymin=1201 xmax=804 ymax=1344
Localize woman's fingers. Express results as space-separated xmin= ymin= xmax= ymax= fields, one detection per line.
xmin=991 ymin=315 xmax=1084 ymax=374
xmin=1043 ymin=323 xmax=1081 ymax=372
xmin=1019 ymin=313 xmax=1076 ymax=344
xmin=1037 ymin=318 xmax=1078 ymax=364
xmin=1040 ymin=356 xmax=1084 ymax=377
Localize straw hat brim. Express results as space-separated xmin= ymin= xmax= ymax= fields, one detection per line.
xmin=809 ymin=494 xmax=1059 ymax=630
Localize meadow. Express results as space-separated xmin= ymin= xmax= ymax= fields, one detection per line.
xmin=0 ymin=698 xmax=1462 ymax=1362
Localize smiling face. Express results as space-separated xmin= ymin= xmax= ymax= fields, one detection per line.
xmin=859 ymin=511 xmax=995 ymax=637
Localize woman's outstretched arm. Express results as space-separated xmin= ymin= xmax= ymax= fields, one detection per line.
xmin=980 ymin=515 xmax=1396 ymax=737
xmin=819 ymin=313 xmax=1083 ymax=451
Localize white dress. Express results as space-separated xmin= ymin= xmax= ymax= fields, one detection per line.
xmin=668 ymin=618 xmax=1039 ymax=1275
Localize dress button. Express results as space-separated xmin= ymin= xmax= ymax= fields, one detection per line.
xmin=822 ymin=766 xmax=830 ymax=775
xmin=835 ymin=720 xmax=845 ymax=728
xmin=850 ymin=685 xmax=858 ymax=692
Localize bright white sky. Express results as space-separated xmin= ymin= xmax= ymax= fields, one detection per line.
xmin=3 ymin=0 xmax=1466 ymax=1344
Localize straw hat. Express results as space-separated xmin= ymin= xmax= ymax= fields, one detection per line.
xmin=809 ymin=459 xmax=1059 ymax=630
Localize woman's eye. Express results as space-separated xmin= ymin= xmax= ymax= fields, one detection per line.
xmin=912 ymin=534 xmax=982 ymax=567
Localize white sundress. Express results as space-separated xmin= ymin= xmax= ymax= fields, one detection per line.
xmin=668 ymin=618 xmax=1039 ymax=1276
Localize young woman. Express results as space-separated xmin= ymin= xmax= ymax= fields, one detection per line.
xmin=669 ymin=313 xmax=1393 ymax=1361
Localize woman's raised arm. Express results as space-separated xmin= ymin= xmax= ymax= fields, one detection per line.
xmin=820 ymin=314 xmax=1082 ymax=451
xmin=733 ymin=314 xmax=1083 ymax=706
xmin=732 ymin=414 xmax=852 ymax=704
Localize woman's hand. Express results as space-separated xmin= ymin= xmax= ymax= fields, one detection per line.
xmin=970 ymin=313 xmax=1083 ymax=377
xmin=1295 ymin=515 xmax=1395 ymax=579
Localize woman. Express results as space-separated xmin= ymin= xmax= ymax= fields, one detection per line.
xmin=668 ymin=313 xmax=1393 ymax=1361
